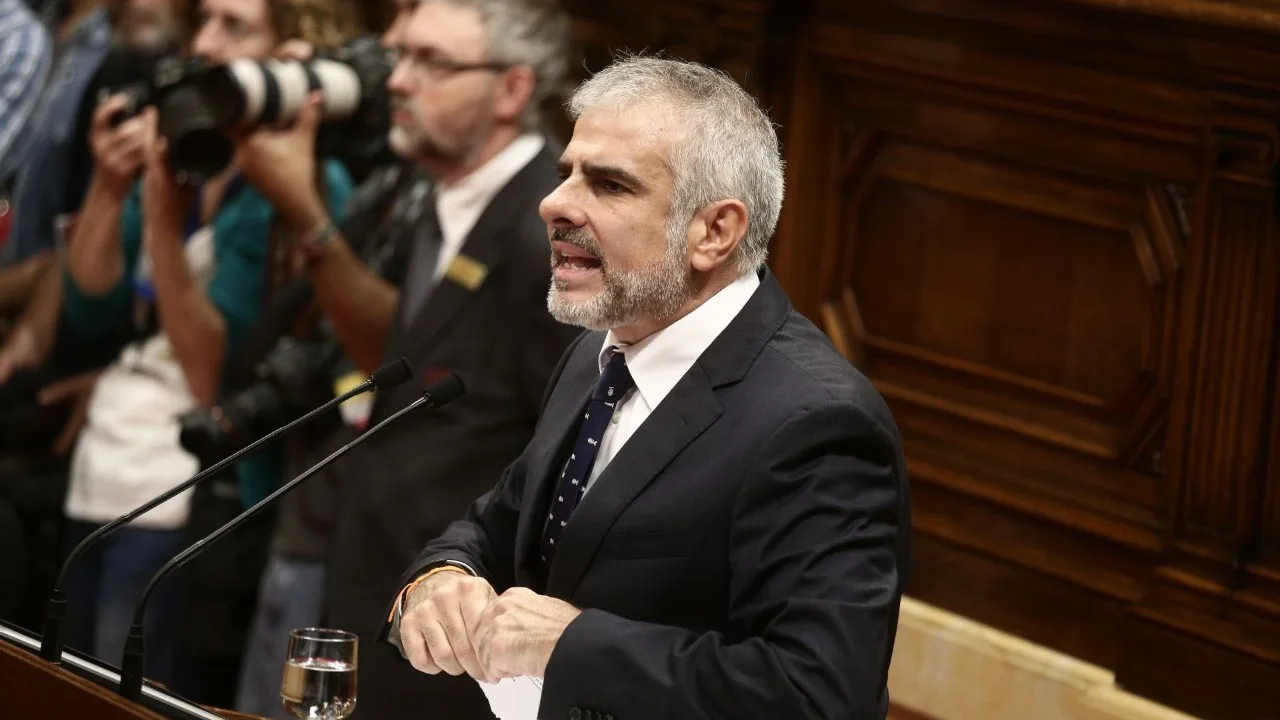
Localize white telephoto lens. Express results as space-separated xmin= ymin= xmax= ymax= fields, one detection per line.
xmin=225 ymin=59 xmax=266 ymax=125
xmin=310 ymin=59 xmax=362 ymax=120
xmin=266 ymin=59 xmax=311 ymax=126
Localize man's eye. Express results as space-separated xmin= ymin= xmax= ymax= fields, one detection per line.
xmin=598 ymin=180 xmax=626 ymax=194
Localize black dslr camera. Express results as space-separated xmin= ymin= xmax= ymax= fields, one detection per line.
xmin=177 ymin=327 xmax=348 ymax=468
xmin=108 ymin=35 xmax=395 ymax=183
xmin=108 ymin=55 xmax=232 ymax=182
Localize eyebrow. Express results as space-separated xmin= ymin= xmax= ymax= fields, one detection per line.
xmin=558 ymin=158 xmax=646 ymax=191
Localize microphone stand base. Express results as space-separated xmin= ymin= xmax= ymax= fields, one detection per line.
xmin=38 ymin=591 xmax=66 ymax=663
xmin=119 ymin=624 xmax=146 ymax=702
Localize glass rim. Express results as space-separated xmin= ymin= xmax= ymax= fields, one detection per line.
xmin=289 ymin=627 xmax=358 ymax=643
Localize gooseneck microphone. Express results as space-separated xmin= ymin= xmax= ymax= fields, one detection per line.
xmin=38 ymin=356 xmax=415 ymax=663
xmin=118 ymin=373 xmax=466 ymax=701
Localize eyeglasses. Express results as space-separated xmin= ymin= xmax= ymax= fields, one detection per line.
xmin=390 ymin=48 xmax=513 ymax=83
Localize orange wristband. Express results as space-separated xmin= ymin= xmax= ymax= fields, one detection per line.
xmin=387 ymin=565 xmax=468 ymax=621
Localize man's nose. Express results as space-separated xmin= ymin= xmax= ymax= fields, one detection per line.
xmin=539 ymin=182 xmax=586 ymax=229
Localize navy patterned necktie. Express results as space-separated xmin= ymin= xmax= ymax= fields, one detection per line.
xmin=541 ymin=346 xmax=635 ymax=567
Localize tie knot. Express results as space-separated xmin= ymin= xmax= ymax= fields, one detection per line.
xmin=594 ymin=346 xmax=634 ymax=403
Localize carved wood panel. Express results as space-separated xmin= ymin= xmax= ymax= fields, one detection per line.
xmin=764 ymin=1 xmax=1280 ymax=717
xmin=563 ymin=0 xmax=1280 ymax=717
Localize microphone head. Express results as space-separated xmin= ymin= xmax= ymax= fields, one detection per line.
xmin=371 ymin=357 xmax=414 ymax=389
xmin=424 ymin=373 xmax=465 ymax=407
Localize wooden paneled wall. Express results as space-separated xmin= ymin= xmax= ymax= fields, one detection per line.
xmin=563 ymin=1 xmax=1280 ymax=718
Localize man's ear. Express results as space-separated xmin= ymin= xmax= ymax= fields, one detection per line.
xmin=689 ymin=199 xmax=749 ymax=273
xmin=493 ymin=66 xmax=537 ymax=124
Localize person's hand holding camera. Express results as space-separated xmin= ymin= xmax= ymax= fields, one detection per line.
xmin=90 ymin=95 xmax=158 ymax=198
xmin=140 ymin=116 xmax=194 ymax=246
xmin=236 ymin=89 xmax=327 ymax=233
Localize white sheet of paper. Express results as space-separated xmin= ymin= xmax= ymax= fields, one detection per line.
xmin=477 ymin=676 xmax=544 ymax=720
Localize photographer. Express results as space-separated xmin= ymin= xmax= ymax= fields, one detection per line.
xmin=236 ymin=0 xmax=581 ymax=716
xmin=56 ymin=0 xmax=360 ymax=692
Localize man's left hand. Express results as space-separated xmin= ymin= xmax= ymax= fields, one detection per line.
xmin=473 ymin=587 xmax=581 ymax=680
xmin=235 ymin=91 xmax=326 ymax=231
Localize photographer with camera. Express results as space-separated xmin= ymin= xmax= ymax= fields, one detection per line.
xmin=55 ymin=0 xmax=362 ymax=693
xmin=234 ymin=0 xmax=581 ymax=716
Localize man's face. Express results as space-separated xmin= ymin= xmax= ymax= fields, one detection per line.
xmin=190 ymin=0 xmax=277 ymax=64
xmin=384 ymin=1 xmax=503 ymax=167
xmin=539 ymin=100 xmax=694 ymax=332
xmin=117 ymin=0 xmax=182 ymax=52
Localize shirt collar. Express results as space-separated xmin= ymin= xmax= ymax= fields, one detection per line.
xmin=599 ymin=270 xmax=761 ymax=409
xmin=436 ymin=132 xmax=545 ymax=239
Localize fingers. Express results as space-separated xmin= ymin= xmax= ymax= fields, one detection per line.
xmin=460 ymin=583 xmax=497 ymax=680
xmin=401 ymin=620 xmax=441 ymax=675
xmin=421 ymin=620 xmax=467 ymax=676
xmin=440 ymin=609 xmax=489 ymax=681
xmin=92 ymin=94 xmax=131 ymax=132
xmin=274 ymin=39 xmax=315 ymax=61
xmin=295 ymin=91 xmax=324 ymax=130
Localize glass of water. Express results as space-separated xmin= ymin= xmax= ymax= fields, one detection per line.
xmin=280 ymin=628 xmax=358 ymax=719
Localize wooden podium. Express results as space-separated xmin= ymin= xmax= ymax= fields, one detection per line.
xmin=0 ymin=621 xmax=263 ymax=720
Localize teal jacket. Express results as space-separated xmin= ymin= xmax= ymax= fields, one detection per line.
xmin=63 ymin=161 xmax=354 ymax=508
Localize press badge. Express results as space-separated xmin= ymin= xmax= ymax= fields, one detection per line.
xmin=446 ymin=253 xmax=488 ymax=291
xmin=334 ymin=371 xmax=373 ymax=429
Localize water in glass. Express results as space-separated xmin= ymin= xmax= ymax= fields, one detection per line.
xmin=280 ymin=628 xmax=358 ymax=719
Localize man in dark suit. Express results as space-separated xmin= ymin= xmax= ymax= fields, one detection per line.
xmin=385 ymin=56 xmax=912 ymax=720
xmin=236 ymin=0 xmax=580 ymax=717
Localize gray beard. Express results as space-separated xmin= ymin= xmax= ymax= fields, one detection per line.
xmin=547 ymin=234 xmax=691 ymax=332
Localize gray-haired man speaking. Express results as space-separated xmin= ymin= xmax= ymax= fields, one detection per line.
xmin=385 ymin=55 xmax=913 ymax=720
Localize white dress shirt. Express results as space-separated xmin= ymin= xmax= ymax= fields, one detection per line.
xmin=429 ymin=132 xmax=546 ymax=282
xmin=583 ymin=269 xmax=761 ymax=495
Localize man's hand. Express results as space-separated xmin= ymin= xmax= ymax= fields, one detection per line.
xmin=140 ymin=134 xmax=194 ymax=244
xmin=399 ymin=569 xmax=498 ymax=683
xmin=38 ymin=370 xmax=102 ymax=455
xmin=235 ymin=91 xmax=326 ymax=231
xmin=473 ymin=587 xmax=582 ymax=680
xmin=90 ymin=96 xmax=156 ymax=197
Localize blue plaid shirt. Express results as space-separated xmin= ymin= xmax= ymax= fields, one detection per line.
xmin=1 ymin=6 xmax=110 ymax=266
xmin=0 ymin=0 xmax=52 ymax=187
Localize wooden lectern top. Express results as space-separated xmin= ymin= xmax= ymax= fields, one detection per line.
xmin=0 ymin=623 xmax=265 ymax=720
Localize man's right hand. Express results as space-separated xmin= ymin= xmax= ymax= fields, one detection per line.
xmin=399 ymin=569 xmax=498 ymax=683
xmin=90 ymin=95 xmax=156 ymax=197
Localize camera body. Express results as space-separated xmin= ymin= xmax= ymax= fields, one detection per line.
xmin=178 ymin=331 xmax=344 ymax=468
xmin=108 ymin=55 xmax=234 ymax=182
xmin=108 ymin=35 xmax=394 ymax=182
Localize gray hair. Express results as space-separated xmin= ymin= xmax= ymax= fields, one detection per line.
xmin=566 ymin=55 xmax=785 ymax=274
xmin=428 ymin=0 xmax=572 ymax=128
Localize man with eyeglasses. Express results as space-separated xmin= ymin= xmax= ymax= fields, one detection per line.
xmin=236 ymin=0 xmax=580 ymax=716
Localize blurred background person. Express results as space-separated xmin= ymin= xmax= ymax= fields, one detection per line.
xmin=2 ymin=0 xmax=112 ymax=271
xmin=235 ymin=0 xmax=580 ymax=715
xmin=0 ymin=0 xmax=52 ymax=191
xmin=0 ymin=0 xmax=185 ymax=641
xmin=54 ymin=0 xmax=359 ymax=698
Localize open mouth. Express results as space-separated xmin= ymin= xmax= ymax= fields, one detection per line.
xmin=552 ymin=240 xmax=603 ymax=272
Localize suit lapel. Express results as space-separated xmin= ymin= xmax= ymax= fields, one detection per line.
xmin=395 ymin=144 xmax=556 ymax=362
xmin=513 ymin=340 xmax=600 ymax=586
xmin=546 ymin=365 xmax=723 ymax=598
xmin=527 ymin=270 xmax=793 ymax=598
